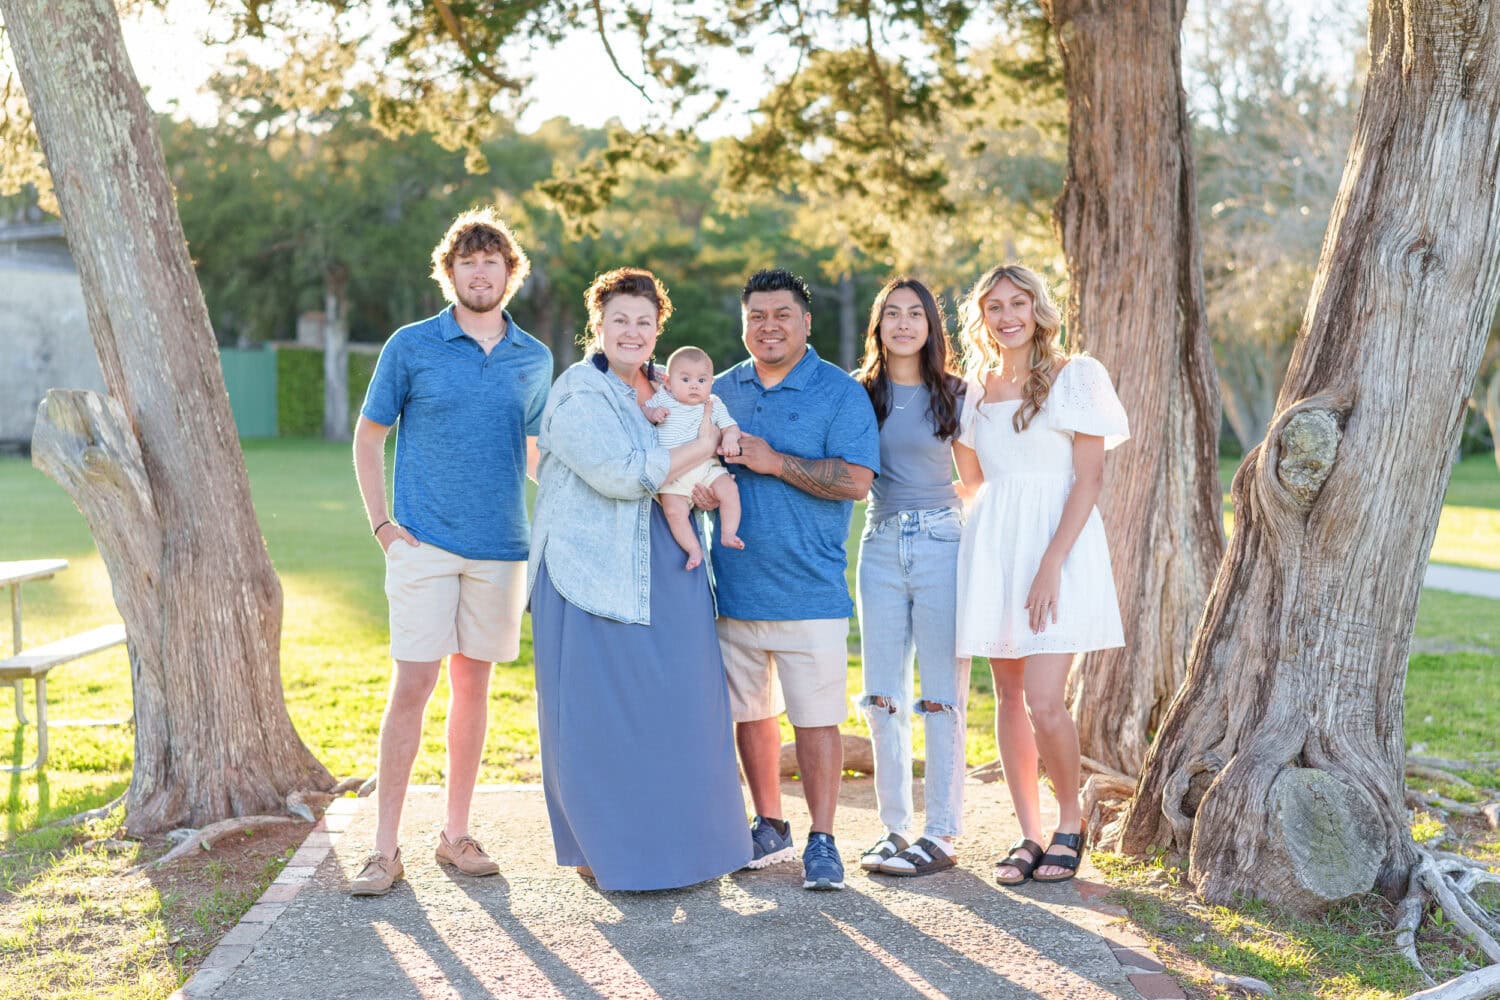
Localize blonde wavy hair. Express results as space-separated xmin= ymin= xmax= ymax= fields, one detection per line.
xmin=958 ymin=264 xmax=1066 ymax=432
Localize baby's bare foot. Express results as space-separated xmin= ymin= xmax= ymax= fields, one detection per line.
xmin=684 ymin=551 xmax=703 ymax=571
xmin=721 ymin=533 xmax=745 ymax=550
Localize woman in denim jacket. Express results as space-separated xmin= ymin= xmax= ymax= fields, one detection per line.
xmin=529 ymin=267 xmax=752 ymax=889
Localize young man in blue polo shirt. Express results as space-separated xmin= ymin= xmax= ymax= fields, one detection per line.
xmin=350 ymin=207 xmax=553 ymax=896
xmin=706 ymin=268 xmax=880 ymax=890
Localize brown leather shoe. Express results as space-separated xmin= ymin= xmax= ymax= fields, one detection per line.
xmin=435 ymin=831 xmax=499 ymax=876
xmin=350 ymin=849 xmax=404 ymax=896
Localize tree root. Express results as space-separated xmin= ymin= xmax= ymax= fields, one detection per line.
xmin=1394 ymin=849 xmax=1500 ymax=998
xmin=329 ymin=776 xmax=364 ymax=796
xmin=1410 ymin=790 xmax=1485 ymax=817
xmin=1409 ymin=763 xmax=1480 ymax=791
xmin=1081 ymin=754 xmax=1137 ymax=786
xmin=139 ymin=815 xmax=295 ymax=870
xmin=41 ymin=792 xmax=126 ymax=831
xmin=1400 ymin=962 xmax=1500 ymax=999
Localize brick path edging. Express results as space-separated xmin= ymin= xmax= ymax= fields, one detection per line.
xmin=168 ymin=796 xmax=360 ymax=1000
xmin=1076 ymin=879 xmax=1188 ymax=999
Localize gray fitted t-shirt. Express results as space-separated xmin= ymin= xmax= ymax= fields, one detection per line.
xmin=866 ymin=383 xmax=960 ymax=523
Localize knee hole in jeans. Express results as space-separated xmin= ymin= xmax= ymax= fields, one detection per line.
xmin=860 ymin=694 xmax=899 ymax=716
xmin=918 ymin=699 xmax=955 ymax=714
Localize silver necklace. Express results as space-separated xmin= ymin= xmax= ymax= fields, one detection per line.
xmin=891 ymin=383 xmax=922 ymax=411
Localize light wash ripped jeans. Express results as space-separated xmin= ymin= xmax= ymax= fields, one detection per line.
xmin=855 ymin=506 xmax=972 ymax=840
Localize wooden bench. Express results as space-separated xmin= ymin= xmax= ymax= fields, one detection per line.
xmin=0 ymin=623 xmax=127 ymax=772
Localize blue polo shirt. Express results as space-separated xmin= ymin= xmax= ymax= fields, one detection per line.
xmin=361 ymin=306 xmax=553 ymax=561
xmin=709 ymin=346 xmax=879 ymax=621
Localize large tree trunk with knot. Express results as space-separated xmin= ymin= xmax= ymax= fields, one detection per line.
xmin=1042 ymin=0 xmax=1225 ymax=777
xmin=5 ymin=0 xmax=333 ymax=835
xmin=1121 ymin=0 xmax=1500 ymax=912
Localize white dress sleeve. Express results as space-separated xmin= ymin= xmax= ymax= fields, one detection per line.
xmin=1050 ymin=355 xmax=1130 ymax=450
xmin=956 ymin=378 xmax=984 ymax=449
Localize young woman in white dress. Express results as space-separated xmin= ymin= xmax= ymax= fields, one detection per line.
xmin=952 ymin=264 xmax=1129 ymax=885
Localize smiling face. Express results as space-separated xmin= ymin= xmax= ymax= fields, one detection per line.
xmin=878 ymin=286 xmax=930 ymax=362
xmin=981 ymin=276 xmax=1037 ymax=351
xmin=742 ymin=289 xmax=812 ymax=370
xmin=597 ymin=293 xmax=660 ymax=371
xmin=448 ymin=250 xmax=510 ymax=315
xmin=666 ymin=356 xmax=714 ymax=405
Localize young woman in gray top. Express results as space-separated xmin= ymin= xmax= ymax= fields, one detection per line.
xmin=852 ymin=277 xmax=972 ymax=877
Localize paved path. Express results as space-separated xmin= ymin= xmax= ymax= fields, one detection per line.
xmin=180 ymin=780 xmax=1169 ymax=1000
xmin=1425 ymin=562 xmax=1500 ymax=600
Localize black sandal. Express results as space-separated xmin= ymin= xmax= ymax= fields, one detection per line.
xmin=995 ymin=837 xmax=1043 ymax=886
xmin=878 ymin=837 xmax=956 ymax=877
xmin=1032 ymin=824 xmax=1087 ymax=883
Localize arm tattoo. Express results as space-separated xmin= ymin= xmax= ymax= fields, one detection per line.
xmin=779 ymin=455 xmax=859 ymax=499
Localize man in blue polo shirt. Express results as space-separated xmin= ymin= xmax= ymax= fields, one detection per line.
xmin=707 ymin=268 xmax=880 ymax=891
xmin=350 ymin=207 xmax=553 ymax=896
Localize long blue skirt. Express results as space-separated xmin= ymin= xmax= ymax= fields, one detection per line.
xmin=532 ymin=505 xmax=752 ymax=890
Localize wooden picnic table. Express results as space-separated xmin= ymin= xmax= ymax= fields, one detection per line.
xmin=0 ymin=558 xmax=128 ymax=772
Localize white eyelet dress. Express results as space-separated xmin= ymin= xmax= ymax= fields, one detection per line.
xmin=955 ymin=355 xmax=1130 ymax=659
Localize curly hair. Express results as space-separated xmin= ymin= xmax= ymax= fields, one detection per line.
xmin=958 ymin=264 xmax=1066 ymax=432
xmin=578 ymin=267 xmax=674 ymax=354
xmin=853 ymin=277 xmax=964 ymax=441
xmin=429 ymin=207 xmax=530 ymax=306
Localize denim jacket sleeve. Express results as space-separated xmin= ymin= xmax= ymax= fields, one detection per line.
xmin=544 ymin=386 xmax=671 ymax=501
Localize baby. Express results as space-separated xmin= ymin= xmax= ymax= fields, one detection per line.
xmin=644 ymin=346 xmax=745 ymax=570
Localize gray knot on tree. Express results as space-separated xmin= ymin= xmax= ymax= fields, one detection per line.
xmin=1276 ymin=409 xmax=1341 ymax=505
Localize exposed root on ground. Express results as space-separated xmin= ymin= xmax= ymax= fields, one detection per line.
xmin=1395 ymin=849 xmax=1500 ymax=999
xmin=41 ymin=792 xmax=126 ymax=830
xmin=138 ymin=815 xmax=296 ymax=870
xmin=1081 ymin=755 xmax=1137 ymax=786
xmin=329 ymin=776 xmax=365 ymax=795
xmin=1409 ymin=763 xmax=1480 ymax=790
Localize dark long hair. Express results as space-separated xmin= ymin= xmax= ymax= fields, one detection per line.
xmin=853 ymin=277 xmax=964 ymax=440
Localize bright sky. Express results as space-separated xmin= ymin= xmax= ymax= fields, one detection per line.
xmin=118 ymin=1 xmax=753 ymax=134
xmin=118 ymin=0 xmax=1364 ymax=135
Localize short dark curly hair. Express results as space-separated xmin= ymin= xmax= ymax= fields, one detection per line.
xmin=579 ymin=267 xmax=674 ymax=353
xmin=741 ymin=268 xmax=812 ymax=312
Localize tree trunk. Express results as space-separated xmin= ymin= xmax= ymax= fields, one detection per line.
xmin=6 ymin=0 xmax=332 ymax=835
xmin=837 ymin=273 xmax=858 ymax=371
xmin=323 ymin=264 xmax=351 ymax=442
xmin=1042 ymin=0 xmax=1224 ymax=776
xmin=1121 ymin=0 xmax=1500 ymax=912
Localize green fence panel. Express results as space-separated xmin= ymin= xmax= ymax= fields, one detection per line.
xmin=219 ymin=348 xmax=278 ymax=438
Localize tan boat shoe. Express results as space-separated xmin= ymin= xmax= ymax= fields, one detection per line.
xmin=435 ymin=831 xmax=500 ymax=877
xmin=350 ymin=849 xmax=404 ymax=896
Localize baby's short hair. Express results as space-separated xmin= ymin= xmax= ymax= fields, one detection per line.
xmin=667 ymin=346 xmax=712 ymax=371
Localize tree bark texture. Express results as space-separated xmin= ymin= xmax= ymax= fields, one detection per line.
xmin=323 ymin=264 xmax=351 ymax=442
xmin=5 ymin=0 xmax=333 ymax=834
xmin=1121 ymin=0 xmax=1500 ymax=912
xmin=1042 ymin=0 xmax=1225 ymax=776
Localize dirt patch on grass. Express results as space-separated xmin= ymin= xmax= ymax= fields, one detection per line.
xmin=0 ymin=816 xmax=310 ymax=1000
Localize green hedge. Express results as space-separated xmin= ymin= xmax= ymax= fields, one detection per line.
xmin=276 ymin=346 xmax=378 ymax=437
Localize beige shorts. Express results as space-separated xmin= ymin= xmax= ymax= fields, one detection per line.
xmin=384 ymin=540 xmax=525 ymax=663
xmin=659 ymin=459 xmax=728 ymax=498
xmin=716 ymin=617 xmax=850 ymax=728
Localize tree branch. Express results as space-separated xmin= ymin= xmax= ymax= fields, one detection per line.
xmin=591 ymin=0 xmax=652 ymax=103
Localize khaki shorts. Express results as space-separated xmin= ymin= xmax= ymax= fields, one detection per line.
xmin=384 ymin=540 xmax=525 ymax=663
xmin=717 ymin=617 xmax=850 ymax=728
xmin=659 ymin=459 xmax=727 ymax=498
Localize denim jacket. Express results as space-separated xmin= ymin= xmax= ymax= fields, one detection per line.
xmin=527 ymin=357 xmax=671 ymax=624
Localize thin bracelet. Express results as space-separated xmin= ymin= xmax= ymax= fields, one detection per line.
xmin=372 ymin=519 xmax=393 ymax=536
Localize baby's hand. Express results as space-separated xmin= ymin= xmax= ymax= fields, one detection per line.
xmin=643 ymin=405 xmax=670 ymax=425
xmin=719 ymin=427 xmax=743 ymax=458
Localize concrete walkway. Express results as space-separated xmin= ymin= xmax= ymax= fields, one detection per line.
xmin=178 ymin=780 xmax=1169 ymax=1000
xmin=1425 ymin=562 xmax=1500 ymax=600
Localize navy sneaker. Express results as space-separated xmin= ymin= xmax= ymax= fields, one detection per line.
xmin=745 ymin=816 xmax=795 ymax=869
xmin=802 ymin=831 xmax=845 ymax=890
